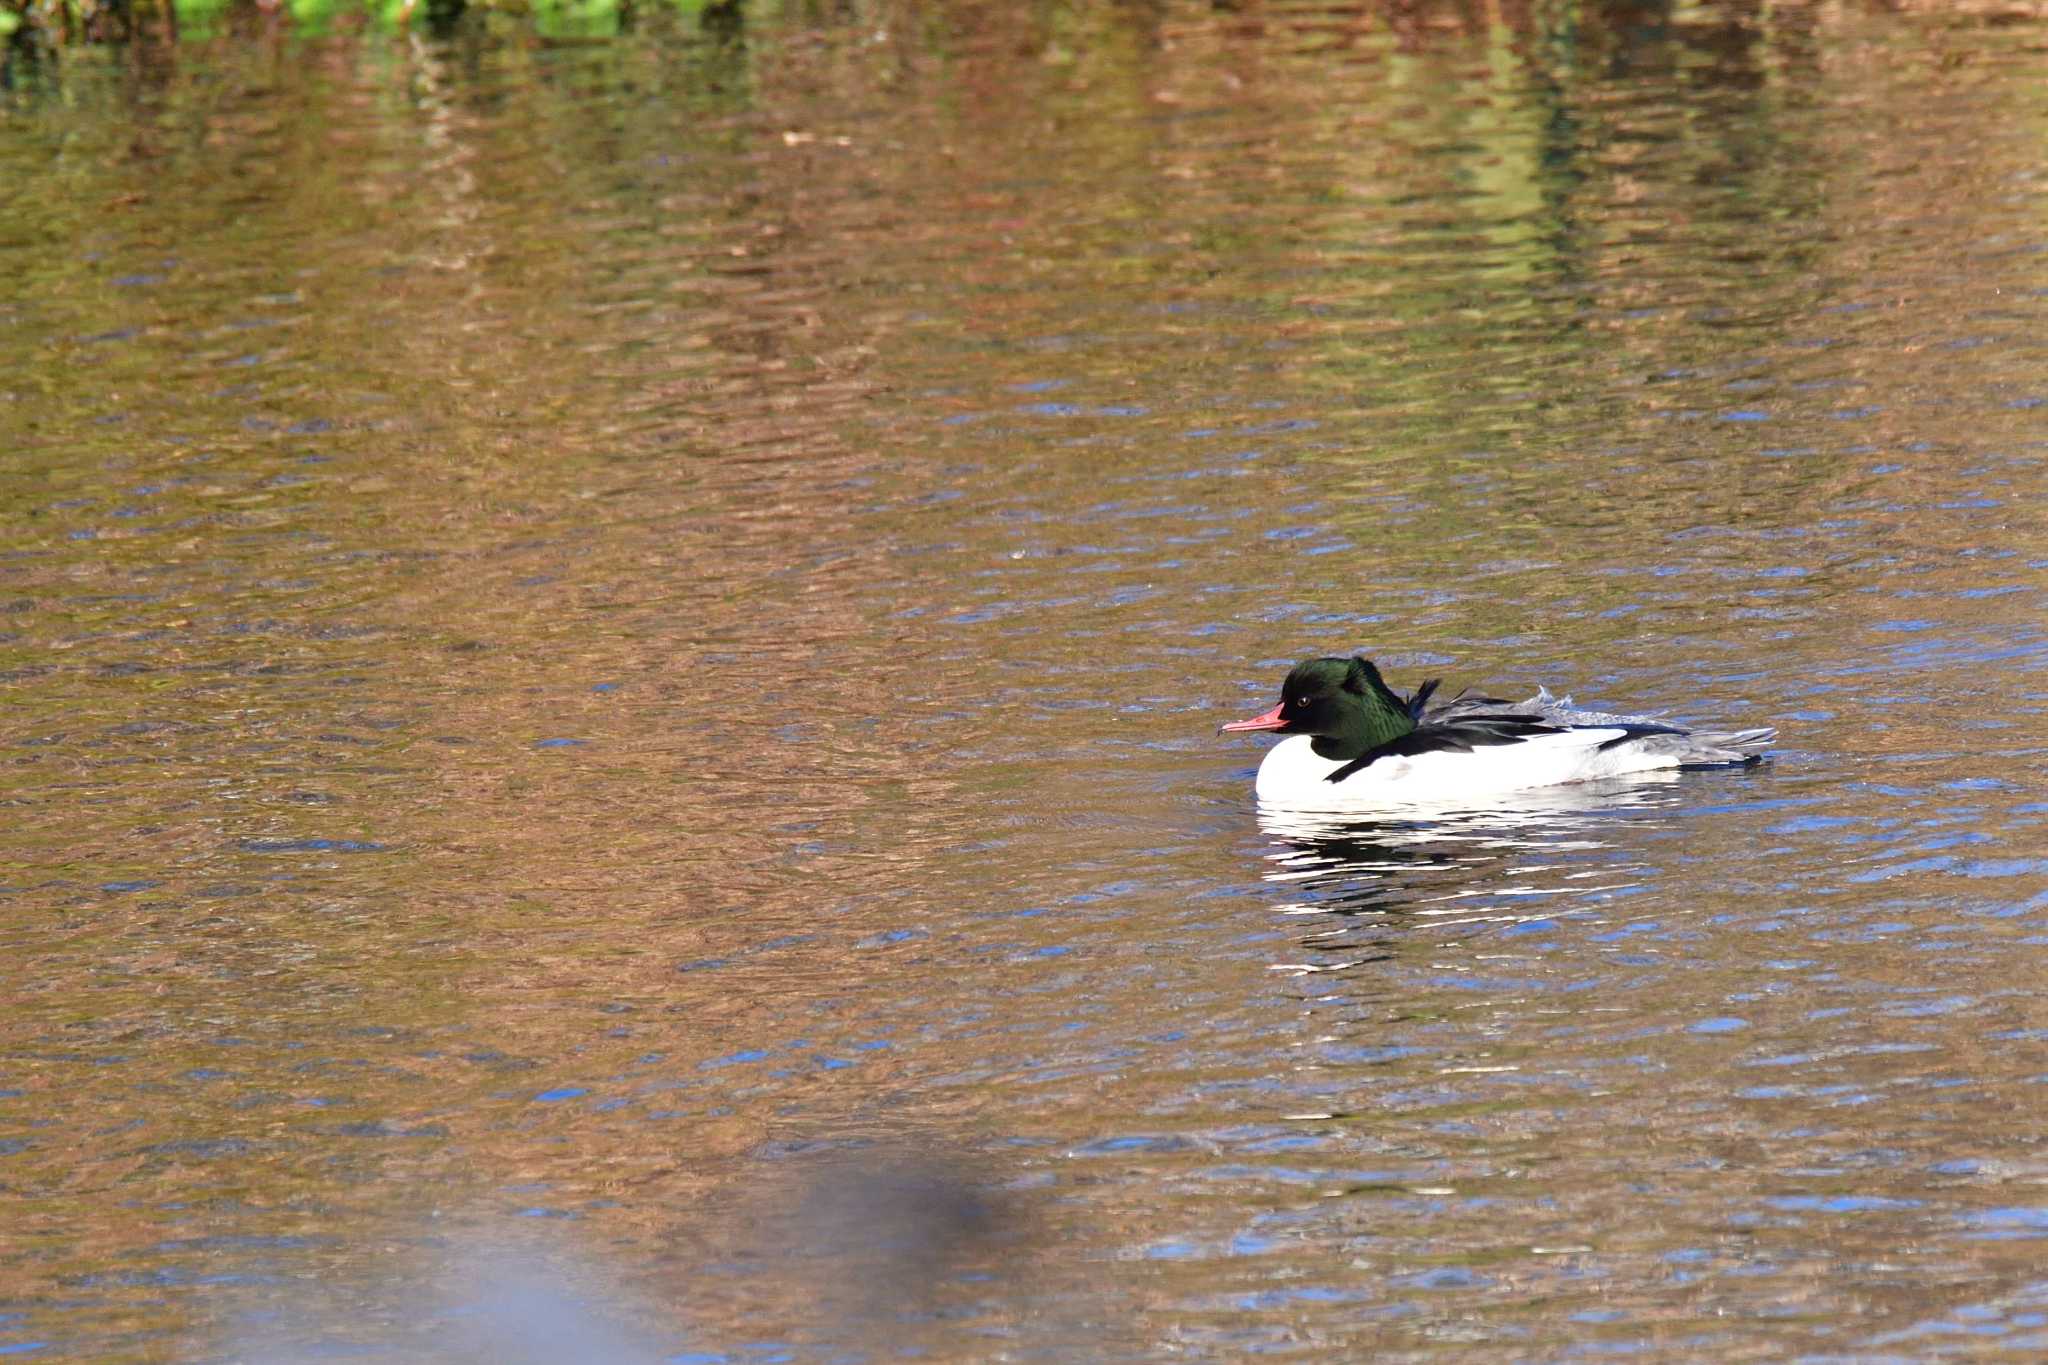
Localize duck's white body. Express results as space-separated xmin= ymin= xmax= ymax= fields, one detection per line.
xmin=1256 ymin=726 xmax=1691 ymax=809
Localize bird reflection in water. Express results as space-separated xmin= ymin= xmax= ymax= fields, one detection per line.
xmin=1253 ymin=774 xmax=1688 ymax=972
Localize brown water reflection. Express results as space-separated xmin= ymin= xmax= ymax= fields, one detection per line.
xmin=4 ymin=2 xmax=2048 ymax=1361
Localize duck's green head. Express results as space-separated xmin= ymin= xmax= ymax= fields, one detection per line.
xmin=1221 ymin=656 xmax=1417 ymax=758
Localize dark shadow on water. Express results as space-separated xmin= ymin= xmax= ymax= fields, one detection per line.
xmin=686 ymin=1138 xmax=1027 ymax=1317
xmin=225 ymin=1138 xmax=1036 ymax=1362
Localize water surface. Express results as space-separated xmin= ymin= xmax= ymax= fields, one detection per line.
xmin=4 ymin=3 xmax=2048 ymax=1360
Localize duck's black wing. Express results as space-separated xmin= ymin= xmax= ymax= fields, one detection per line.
xmin=1328 ymin=684 xmax=1697 ymax=785
xmin=1324 ymin=692 xmax=1568 ymax=784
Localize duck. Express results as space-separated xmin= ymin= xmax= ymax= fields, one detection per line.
xmin=1222 ymin=656 xmax=1774 ymax=808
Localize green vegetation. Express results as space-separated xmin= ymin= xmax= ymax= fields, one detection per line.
xmin=3 ymin=0 xmax=735 ymax=50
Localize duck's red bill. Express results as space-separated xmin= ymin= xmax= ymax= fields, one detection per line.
xmin=1220 ymin=703 xmax=1287 ymax=733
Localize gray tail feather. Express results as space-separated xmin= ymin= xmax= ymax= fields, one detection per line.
xmin=1496 ymin=689 xmax=1776 ymax=768
xmin=1668 ymin=726 xmax=1777 ymax=768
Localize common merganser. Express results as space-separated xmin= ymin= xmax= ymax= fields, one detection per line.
xmin=1222 ymin=656 xmax=1774 ymax=808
